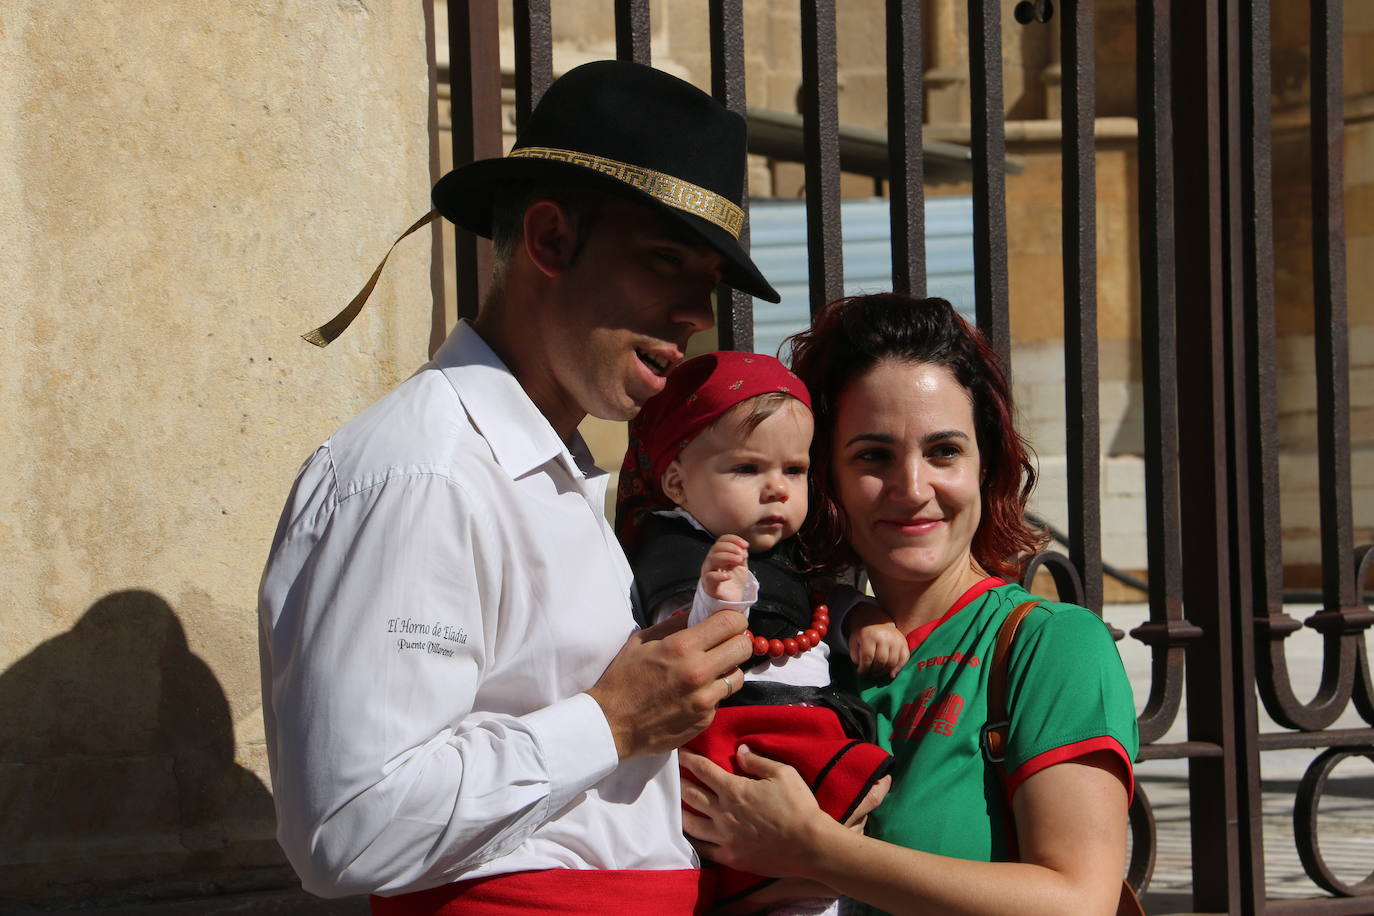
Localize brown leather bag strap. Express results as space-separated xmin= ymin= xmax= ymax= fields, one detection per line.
xmin=981 ymin=599 xmax=1040 ymax=766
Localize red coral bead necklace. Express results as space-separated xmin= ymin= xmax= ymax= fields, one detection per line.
xmin=744 ymin=595 xmax=830 ymax=659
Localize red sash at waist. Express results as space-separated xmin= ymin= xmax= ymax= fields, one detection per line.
xmin=370 ymin=867 xmax=711 ymax=915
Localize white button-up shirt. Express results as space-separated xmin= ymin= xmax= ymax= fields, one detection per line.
xmin=258 ymin=321 xmax=697 ymax=898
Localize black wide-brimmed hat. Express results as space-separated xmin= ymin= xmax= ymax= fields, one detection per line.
xmin=432 ymin=60 xmax=779 ymax=304
xmin=302 ymin=60 xmax=778 ymax=348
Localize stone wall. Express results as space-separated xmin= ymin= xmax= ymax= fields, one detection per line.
xmin=1 ymin=2 xmax=437 ymax=904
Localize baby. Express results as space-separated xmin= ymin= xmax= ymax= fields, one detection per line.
xmin=615 ymin=351 xmax=906 ymax=912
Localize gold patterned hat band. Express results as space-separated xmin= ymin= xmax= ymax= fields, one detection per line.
xmin=508 ymin=146 xmax=745 ymax=240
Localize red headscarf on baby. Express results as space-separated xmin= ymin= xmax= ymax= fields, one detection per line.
xmin=614 ymin=351 xmax=811 ymax=555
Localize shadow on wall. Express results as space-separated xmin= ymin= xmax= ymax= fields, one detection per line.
xmin=0 ymin=590 xmax=288 ymax=907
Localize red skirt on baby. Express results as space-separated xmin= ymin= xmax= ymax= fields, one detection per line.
xmin=683 ymin=703 xmax=892 ymax=905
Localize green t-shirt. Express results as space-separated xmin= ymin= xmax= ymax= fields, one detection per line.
xmin=834 ymin=578 xmax=1138 ymax=873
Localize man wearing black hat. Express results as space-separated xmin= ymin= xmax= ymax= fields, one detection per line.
xmin=258 ymin=62 xmax=782 ymax=913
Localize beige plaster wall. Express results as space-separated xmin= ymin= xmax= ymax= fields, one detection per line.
xmin=1 ymin=2 xmax=437 ymax=903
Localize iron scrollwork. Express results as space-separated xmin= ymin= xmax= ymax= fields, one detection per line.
xmin=1255 ymin=545 xmax=1374 ymax=731
xmin=1293 ymin=746 xmax=1374 ymax=896
xmin=1019 ymin=550 xmax=1087 ymax=616
xmin=1126 ymin=782 xmax=1156 ymax=897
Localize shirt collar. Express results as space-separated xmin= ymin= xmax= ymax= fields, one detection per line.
xmin=904 ymin=576 xmax=1006 ymax=651
xmin=655 ymin=507 xmax=709 ymax=534
xmin=434 ymin=321 xmax=599 ymax=481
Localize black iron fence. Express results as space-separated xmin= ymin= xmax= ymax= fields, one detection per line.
xmin=445 ymin=2 xmax=1373 ymax=912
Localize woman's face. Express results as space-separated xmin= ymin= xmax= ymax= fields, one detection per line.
xmin=830 ymin=359 xmax=983 ymax=593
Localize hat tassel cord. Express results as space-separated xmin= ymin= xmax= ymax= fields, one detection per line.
xmin=301 ymin=209 xmax=439 ymax=348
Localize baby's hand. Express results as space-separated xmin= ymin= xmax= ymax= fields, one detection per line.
xmin=848 ymin=599 xmax=910 ymax=677
xmin=701 ymin=534 xmax=752 ymax=603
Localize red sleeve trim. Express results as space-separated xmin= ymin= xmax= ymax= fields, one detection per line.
xmin=1006 ymin=736 xmax=1135 ymax=805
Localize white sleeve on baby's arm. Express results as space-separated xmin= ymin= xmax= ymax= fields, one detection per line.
xmin=688 ymin=571 xmax=760 ymax=626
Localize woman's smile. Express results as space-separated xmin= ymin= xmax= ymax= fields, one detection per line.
xmin=879 ymin=516 xmax=946 ymax=536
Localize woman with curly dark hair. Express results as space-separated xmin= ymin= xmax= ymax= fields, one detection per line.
xmin=681 ymin=294 xmax=1139 ymax=915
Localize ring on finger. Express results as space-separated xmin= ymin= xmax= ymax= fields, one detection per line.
xmin=720 ymin=672 xmax=736 ymax=701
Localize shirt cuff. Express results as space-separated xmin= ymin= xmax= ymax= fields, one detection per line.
xmin=525 ymin=693 xmax=621 ymax=813
xmin=1006 ymin=735 xmax=1136 ymax=806
xmin=688 ymin=572 xmax=759 ymax=626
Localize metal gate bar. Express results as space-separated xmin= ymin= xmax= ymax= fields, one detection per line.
xmin=1311 ymin=0 xmax=1358 ymax=614
xmin=615 ymin=0 xmax=651 ymax=65
xmin=1132 ymin=0 xmax=1196 ymax=758
xmin=968 ymin=0 xmax=1011 ymax=362
xmin=1171 ymin=0 xmax=1248 ymax=909
xmin=709 ymin=0 xmax=753 ymax=352
xmin=1221 ymin=0 xmax=1270 ymax=906
xmin=512 ymin=0 xmax=552 ymax=132
xmin=1059 ymin=0 xmax=1104 ymax=616
xmin=448 ymin=0 xmax=502 ymax=323
xmin=885 ymin=0 xmax=925 ymax=298
xmin=800 ymin=0 xmax=843 ymax=316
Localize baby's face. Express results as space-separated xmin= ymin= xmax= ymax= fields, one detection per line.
xmin=662 ymin=398 xmax=813 ymax=552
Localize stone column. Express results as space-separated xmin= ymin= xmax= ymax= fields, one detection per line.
xmin=1042 ymin=16 xmax=1062 ymax=120
xmin=924 ymin=0 xmax=970 ymax=123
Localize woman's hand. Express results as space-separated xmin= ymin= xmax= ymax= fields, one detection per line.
xmin=680 ymin=745 xmax=860 ymax=879
xmin=705 ymin=771 xmax=893 ymax=914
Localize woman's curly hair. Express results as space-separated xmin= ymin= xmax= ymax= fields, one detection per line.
xmin=783 ymin=293 xmax=1047 ymax=579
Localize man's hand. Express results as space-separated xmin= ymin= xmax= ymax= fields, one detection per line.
xmin=844 ymin=770 xmax=891 ymax=831
xmin=588 ymin=609 xmax=751 ymax=760
xmin=701 ymin=534 xmax=752 ymax=603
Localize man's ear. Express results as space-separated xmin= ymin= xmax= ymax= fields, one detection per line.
xmin=521 ymin=199 xmax=579 ymax=278
xmin=661 ymin=461 xmax=688 ymax=506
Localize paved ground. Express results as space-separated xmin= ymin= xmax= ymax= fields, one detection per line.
xmin=1104 ymin=604 xmax=1374 ymax=914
